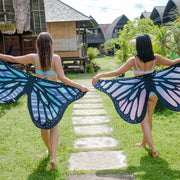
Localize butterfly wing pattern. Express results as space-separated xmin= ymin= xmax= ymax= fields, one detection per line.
xmin=0 ymin=59 xmax=86 ymax=129
xmin=94 ymin=77 xmax=150 ymax=124
xmin=153 ymin=63 xmax=180 ymax=111
xmin=94 ymin=63 xmax=180 ymax=124
xmin=28 ymin=79 xmax=85 ymax=129
xmin=0 ymin=59 xmax=28 ymax=103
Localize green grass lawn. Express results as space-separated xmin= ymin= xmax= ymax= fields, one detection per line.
xmin=0 ymin=56 xmax=180 ymax=180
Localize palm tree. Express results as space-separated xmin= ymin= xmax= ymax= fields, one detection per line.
xmin=162 ymin=13 xmax=180 ymax=56
xmin=152 ymin=26 xmax=167 ymax=57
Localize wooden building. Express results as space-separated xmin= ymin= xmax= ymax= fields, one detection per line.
xmin=163 ymin=0 xmax=180 ymax=24
xmin=0 ymin=0 xmax=46 ymax=56
xmin=104 ymin=14 xmax=129 ymax=41
xmin=140 ymin=11 xmax=151 ymax=19
xmin=43 ymin=0 xmax=98 ymax=72
xmin=0 ymin=0 xmax=98 ymax=72
xmin=140 ymin=0 xmax=180 ymax=25
xmin=87 ymin=16 xmax=105 ymax=55
xmin=150 ymin=6 xmax=166 ymax=25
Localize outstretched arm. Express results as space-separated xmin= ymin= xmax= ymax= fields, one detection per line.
xmin=92 ymin=58 xmax=134 ymax=85
xmin=54 ymin=55 xmax=89 ymax=92
xmin=0 ymin=53 xmax=35 ymax=64
xmin=155 ymin=54 xmax=180 ymax=66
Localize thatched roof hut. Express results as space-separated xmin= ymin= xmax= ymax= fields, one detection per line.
xmin=44 ymin=0 xmax=94 ymax=28
xmin=105 ymin=14 xmax=129 ymax=41
xmin=140 ymin=11 xmax=151 ymax=19
xmin=87 ymin=16 xmax=105 ymax=44
xmin=150 ymin=6 xmax=166 ymax=25
xmin=163 ymin=0 xmax=180 ymax=24
xmin=43 ymin=0 xmax=96 ymax=57
xmin=43 ymin=0 xmax=97 ymax=72
xmin=86 ymin=16 xmax=105 ymax=55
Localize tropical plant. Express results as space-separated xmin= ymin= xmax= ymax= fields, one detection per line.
xmin=115 ymin=18 xmax=156 ymax=62
xmin=162 ymin=13 xmax=180 ymax=56
xmin=152 ymin=26 xmax=167 ymax=56
xmin=87 ymin=47 xmax=100 ymax=62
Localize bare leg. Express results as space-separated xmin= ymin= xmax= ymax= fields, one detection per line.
xmin=136 ymin=94 xmax=158 ymax=149
xmin=41 ymin=129 xmax=52 ymax=156
xmin=49 ymin=125 xmax=59 ymax=170
xmin=140 ymin=95 xmax=159 ymax=157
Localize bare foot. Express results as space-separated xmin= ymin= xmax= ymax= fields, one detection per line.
xmin=49 ymin=159 xmax=56 ymax=170
xmin=135 ymin=143 xmax=146 ymax=149
xmin=152 ymin=151 xmax=159 ymax=158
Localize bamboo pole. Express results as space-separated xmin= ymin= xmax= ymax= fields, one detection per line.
xmin=78 ymin=22 xmax=81 ymax=57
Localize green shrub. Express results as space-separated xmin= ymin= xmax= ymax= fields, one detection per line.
xmin=87 ymin=47 xmax=100 ymax=62
xmin=86 ymin=64 xmax=95 ymax=73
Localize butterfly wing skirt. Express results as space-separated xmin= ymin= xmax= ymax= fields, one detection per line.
xmin=0 ymin=59 xmax=86 ymax=129
xmin=94 ymin=63 xmax=180 ymax=124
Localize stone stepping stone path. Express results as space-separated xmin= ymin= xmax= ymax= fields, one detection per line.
xmin=74 ymin=137 xmax=118 ymax=149
xmin=74 ymin=125 xmax=113 ymax=135
xmin=72 ymin=116 xmax=110 ymax=125
xmin=73 ymin=109 xmax=107 ymax=115
xmin=69 ymin=151 xmax=126 ymax=171
xmin=67 ymin=174 xmax=134 ymax=180
xmin=67 ymin=78 xmax=132 ymax=180
xmin=74 ymin=103 xmax=104 ymax=109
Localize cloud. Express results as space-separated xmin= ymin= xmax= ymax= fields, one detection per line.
xmin=60 ymin=0 xmax=168 ymax=24
xmin=99 ymin=6 xmax=109 ymax=12
xmin=134 ymin=3 xmax=144 ymax=10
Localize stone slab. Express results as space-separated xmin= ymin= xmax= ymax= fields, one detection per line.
xmin=88 ymin=88 xmax=97 ymax=92
xmin=73 ymin=109 xmax=106 ymax=115
xmin=69 ymin=151 xmax=126 ymax=171
xmin=86 ymin=91 xmax=99 ymax=95
xmin=73 ymin=103 xmax=104 ymax=109
xmin=72 ymin=116 xmax=110 ymax=125
xmin=73 ymin=137 xmax=118 ymax=149
xmin=83 ymin=94 xmax=100 ymax=98
xmin=76 ymin=98 xmax=102 ymax=103
xmin=74 ymin=125 xmax=113 ymax=135
xmin=67 ymin=174 xmax=134 ymax=180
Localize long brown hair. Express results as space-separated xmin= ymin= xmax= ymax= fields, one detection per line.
xmin=36 ymin=32 xmax=53 ymax=71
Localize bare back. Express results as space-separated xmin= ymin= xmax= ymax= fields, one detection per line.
xmin=133 ymin=56 xmax=156 ymax=76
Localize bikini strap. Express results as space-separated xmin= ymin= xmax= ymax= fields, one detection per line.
xmin=134 ymin=57 xmax=140 ymax=71
xmin=151 ymin=58 xmax=156 ymax=70
xmin=51 ymin=55 xmax=54 ymax=70
xmin=35 ymin=55 xmax=38 ymax=69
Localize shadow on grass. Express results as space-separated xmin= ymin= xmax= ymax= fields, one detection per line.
xmin=27 ymin=156 xmax=59 ymax=180
xmin=96 ymin=153 xmax=180 ymax=180
xmin=0 ymin=100 xmax=22 ymax=116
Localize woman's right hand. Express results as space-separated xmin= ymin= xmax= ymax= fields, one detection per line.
xmin=80 ymin=86 xmax=90 ymax=92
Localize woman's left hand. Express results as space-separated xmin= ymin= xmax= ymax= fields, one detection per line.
xmin=92 ymin=74 xmax=101 ymax=86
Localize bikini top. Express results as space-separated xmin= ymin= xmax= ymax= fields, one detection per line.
xmin=35 ymin=55 xmax=57 ymax=80
xmin=133 ymin=57 xmax=156 ymax=75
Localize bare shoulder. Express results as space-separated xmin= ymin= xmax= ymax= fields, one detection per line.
xmin=53 ymin=54 xmax=61 ymax=61
xmin=154 ymin=54 xmax=162 ymax=60
xmin=125 ymin=57 xmax=135 ymax=66
xmin=53 ymin=54 xmax=62 ymax=67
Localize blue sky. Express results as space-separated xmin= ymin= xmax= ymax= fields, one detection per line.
xmin=60 ymin=0 xmax=168 ymax=24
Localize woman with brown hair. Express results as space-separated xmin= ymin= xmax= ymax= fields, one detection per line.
xmin=0 ymin=32 xmax=89 ymax=169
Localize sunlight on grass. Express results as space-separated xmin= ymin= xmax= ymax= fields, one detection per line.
xmin=0 ymin=56 xmax=180 ymax=179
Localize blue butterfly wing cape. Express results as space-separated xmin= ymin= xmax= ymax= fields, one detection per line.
xmin=0 ymin=59 xmax=86 ymax=129
xmin=94 ymin=63 xmax=180 ymax=124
